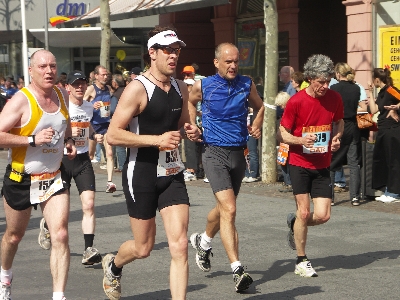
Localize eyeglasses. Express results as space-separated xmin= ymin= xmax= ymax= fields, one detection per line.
xmin=158 ymin=46 xmax=181 ymax=55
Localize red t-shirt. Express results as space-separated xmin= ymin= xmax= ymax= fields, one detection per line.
xmin=280 ymin=89 xmax=344 ymax=169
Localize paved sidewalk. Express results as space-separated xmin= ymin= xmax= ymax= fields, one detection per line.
xmin=0 ymin=150 xmax=400 ymax=299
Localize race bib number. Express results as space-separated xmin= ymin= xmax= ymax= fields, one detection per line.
xmin=302 ymin=125 xmax=331 ymax=154
xmin=157 ymin=148 xmax=185 ymax=177
xmin=71 ymin=121 xmax=90 ymax=148
xmin=100 ymin=101 xmax=110 ymax=118
xmin=277 ymin=143 xmax=289 ymax=165
xmin=30 ymin=171 xmax=64 ymax=204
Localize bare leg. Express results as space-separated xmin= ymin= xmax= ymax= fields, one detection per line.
xmin=103 ymin=133 xmax=114 ymax=182
xmin=1 ymin=198 xmax=32 ymax=271
xmin=113 ymin=217 xmax=156 ymax=267
xmin=161 ymin=204 xmax=189 ymax=300
xmin=294 ymin=194 xmax=331 ymax=256
xmin=41 ymin=191 xmax=70 ymax=292
xmin=205 ymin=189 xmax=238 ymax=263
xmin=80 ymin=190 xmax=95 ymax=234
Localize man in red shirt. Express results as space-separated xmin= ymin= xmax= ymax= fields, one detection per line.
xmin=279 ymin=54 xmax=344 ymax=278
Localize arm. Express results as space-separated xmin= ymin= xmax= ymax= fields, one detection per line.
xmin=247 ymin=82 xmax=265 ymax=139
xmin=176 ymin=80 xmax=201 ymax=141
xmin=62 ymin=89 xmax=77 ymax=159
xmin=331 ymin=119 xmax=344 ymax=152
xmin=83 ymin=85 xmax=95 ymax=102
xmin=188 ymin=80 xmax=202 ymax=126
xmin=106 ymin=79 xmax=180 ymax=150
xmin=367 ymin=82 xmax=379 ymax=114
xmin=279 ymin=125 xmax=317 ymax=148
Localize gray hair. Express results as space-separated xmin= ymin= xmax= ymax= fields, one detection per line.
xmin=303 ymin=54 xmax=334 ymax=80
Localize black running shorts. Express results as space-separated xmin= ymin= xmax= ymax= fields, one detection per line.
xmin=1 ymin=164 xmax=70 ymax=211
xmin=202 ymin=145 xmax=246 ymax=196
xmin=62 ymin=152 xmax=96 ymax=194
xmin=122 ymin=166 xmax=189 ymax=220
xmin=289 ymin=164 xmax=332 ymax=199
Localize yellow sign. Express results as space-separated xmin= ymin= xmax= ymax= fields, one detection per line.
xmin=380 ymin=26 xmax=400 ymax=88
xmin=116 ymin=50 xmax=126 ymax=61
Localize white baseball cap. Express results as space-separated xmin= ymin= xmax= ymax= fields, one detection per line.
xmin=147 ymin=30 xmax=186 ymax=50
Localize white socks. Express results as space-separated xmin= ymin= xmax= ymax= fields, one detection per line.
xmin=53 ymin=292 xmax=65 ymax=300
xmin=231 ymin=261 xmax=242 ymax=273
xmin=200 ymin=232 xmax=213 ymax=250
xmin=0 ymin=267 xmax=12 ymax=284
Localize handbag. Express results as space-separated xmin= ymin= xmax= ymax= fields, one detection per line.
xmin=356 ymin=113 xmax=374 ymax=129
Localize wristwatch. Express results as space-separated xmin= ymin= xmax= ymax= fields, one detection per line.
xmin=28 ymin=135 xmax=36 ymax=147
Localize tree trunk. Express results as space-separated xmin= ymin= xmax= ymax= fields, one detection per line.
xmin=100 ymin=0 xmax=111 ymax=69
xmin=261 ymin=0 xmax=278 ymax=183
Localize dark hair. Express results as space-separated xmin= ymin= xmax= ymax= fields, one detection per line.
xmin=254 ymin=76 xmax=263 ymax=85
xmin=143 ymin=25 xmax=178 ymax=66
xmin=373 ymin=68 xmax=393 ymax=86
xmin=291 ymin=72 xmax=305 ymax=85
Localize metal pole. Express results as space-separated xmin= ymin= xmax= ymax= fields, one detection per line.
xmin=44 ymin=0 xmax=49 ymax=50
xmin=21 ymin=0 xmax=29 ymax=85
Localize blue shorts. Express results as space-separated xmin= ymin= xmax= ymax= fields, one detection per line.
xmin=92 ymin=122 xmax=109 ymax=135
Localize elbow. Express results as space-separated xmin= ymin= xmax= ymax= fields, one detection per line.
xmin=106 ymin=130 xmax=117 ymax=146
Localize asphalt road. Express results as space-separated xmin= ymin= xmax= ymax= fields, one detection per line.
xmin=1 ymin=150 xmax=400 ymax=299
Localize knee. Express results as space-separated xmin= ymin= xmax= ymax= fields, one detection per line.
xmin=318 ymin=212 xmax=330 ymax=224
xmin=219 ymin=203 xmax=237 ymax=220
xmin=169 ymin=236 xmax=188 ymax=259
xmin=4 ymin=230 xmax=24 ymax=246
xmin=51 ymin=226 xmax=69 ymax=246
xmin=82 ymin=199 xmax=95 ymax=214
xmin=297 ymin=209 xmax=311 ymax=222
xmin=135 ymin=242 xmax=153 ymax=259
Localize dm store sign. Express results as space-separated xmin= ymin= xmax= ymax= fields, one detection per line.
xmin=56 ymin=0 xmax=86 ymax=16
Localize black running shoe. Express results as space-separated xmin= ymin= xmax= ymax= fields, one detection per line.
xmin=233 ymin=266 xmax=253 ymax=292
xmin=190 ymin=232 xmax=213 ymax=272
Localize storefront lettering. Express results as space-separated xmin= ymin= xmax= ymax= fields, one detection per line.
xmin=56 ymin=0 xmax=86 ymax=16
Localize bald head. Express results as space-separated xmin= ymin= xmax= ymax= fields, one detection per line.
xmin=30 ymin=50 xmax=56 ymax=67
xmin=215 ymin=43 xmax=239 ymax=60
xmin=279 ymin=66 xmax=294 ymax=84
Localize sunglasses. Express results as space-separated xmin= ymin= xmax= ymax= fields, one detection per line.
xmin=157 ymin=46 xmax=181 ymax=55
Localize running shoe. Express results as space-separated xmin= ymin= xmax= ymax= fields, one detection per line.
xmin=203 ymin=177 xmax=209 ymax=183
xmin=190 ymin=233 xmax=213 ymax=272
xmin=294 ymin=259 xmax=318 ymax=277
xmin=183 ymin=170 xmax=196 ymax=181
xmin=351 ymin=198 xmax=360 ymax=206
xmin=38 ymin=217 xmax=51 ymax=250
xmin=334 ymin=185 xmax=347 ymax=193
xmin=106 ymin=182 xmax=116 ymax=193
xmin=82 ymin=247 xmax=102 ymax=265
xmin=0 ymin=282 xmax=11 ymax=300
xmin=286 ymin=213 xmax=296 ymax=250
xmin=100 ymin=164 xmax=107 ymax=170
xmin=102 ymin=254 xmax=122 ymax=300
xmin=233 ymin=266 xmax=253 ymax=292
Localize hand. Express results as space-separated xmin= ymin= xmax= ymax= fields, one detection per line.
xmin=71 ymin=126 xmax=81 ymax=137
xmin=367 ymin=81 xmax=374 ymax=92
xmin=182 ymin=123 xmax=202 ymax=142
xmin=387 ymin=109 xmax=399 ymax=122
xmin=95 ymin=134 xmax=104 ymax=143
xmin=93 ymin=101 xmax=103 ymax=110
xmin=65 ymin=141 xmax=77 ymax=160
xmin=331 ymin=136 xmax=341 ymax=152
xmin=158 ymin=131 xmax=181 ymax=150
xmin=383 ymin=105 xmax=399 ymax=111
xmin=248 ymin=125 xmax=261 ymax=139
xmin=35 ymin=127 xmax=55 ymax=146
xmin=302 ymin=134 xmax=316 ymax=148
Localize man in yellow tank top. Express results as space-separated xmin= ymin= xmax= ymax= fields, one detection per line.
xmin=0 ymin=49 xmax=76 ymax=300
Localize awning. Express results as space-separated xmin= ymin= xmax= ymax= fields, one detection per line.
xmin=60 ymin=0 xmax=230 ymax=28
xmin=29 ymin=27 xmax=131 ymax=48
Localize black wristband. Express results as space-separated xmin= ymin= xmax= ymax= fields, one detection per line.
xmin=28 ymin=135 xmax=36 ymax=147
xmin=64 ymin=137 xmax=75 ymax=145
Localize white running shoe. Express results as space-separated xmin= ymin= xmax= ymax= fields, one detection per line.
xmin=0 ymin=282 xmax=11 ymax=300
xmin=38 ymin=217 xmax=51 ymax=250
xmin=183 ymin=170 xmax=196 ymax=181
xmin=294 ymin=260 xmax=318 ymax=277
xmin=375 ymin=195 xmax=387 ymax=202
xmin=203 ymin=177 xmax=209 ymax=183
xmin=382 ymin=195 xmax=399 ymax=203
